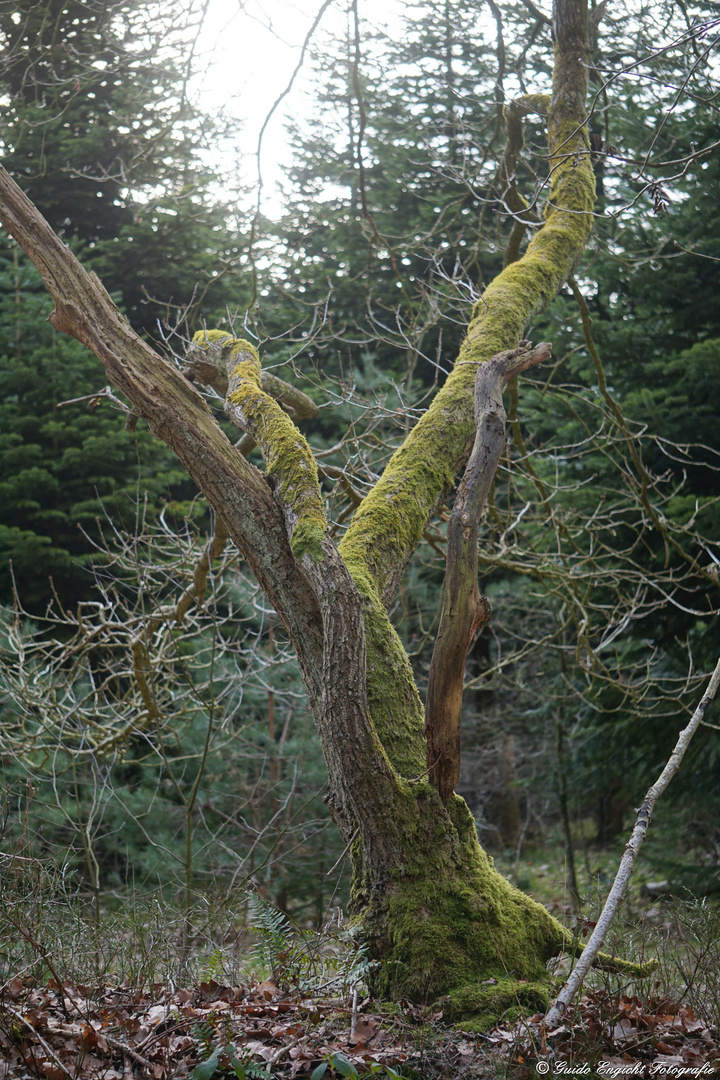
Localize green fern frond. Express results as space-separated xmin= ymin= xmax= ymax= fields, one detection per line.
xmin=248 ymin=890 xmax=299 ymax=983
xmin=249 ymin=891 xmax=293 ymax=955
xmin=202 ymin=946 xmax=226 ymax=982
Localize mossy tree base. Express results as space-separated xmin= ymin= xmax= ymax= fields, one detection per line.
xmin=356 ymin=792 xmax=566 ymax=1021
xmin=356 ymin=788 xmax=655 ymax=1026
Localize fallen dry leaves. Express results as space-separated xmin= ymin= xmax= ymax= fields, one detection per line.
xmin=2 ymin=976 xmax=719 ymax=1078
xmin=0 ymin=974 xmax=435 ymax=1079
xmin=490 ymin=991 xmax=720 ymax=1077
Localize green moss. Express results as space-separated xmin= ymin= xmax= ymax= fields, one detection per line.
xmin=444 ymin=977 xmax=551 ymax=1028
xmin=289 ymin=515 xmax=326 ymax=564
xmin=367 ymin=791 xmax=566 ymax=1010
xmin=192 ymin=328 xmax=235 ymax=347
xmin=340 ymin=558 xmax=427 ymax=778
xmin=338 ymin=404 xmax=465 ymax=601
xmin=230 ymin=382 xmax=327 ymax=562
xmin=584 ymin=949 xmax=658 ymax=979
xmin=191 ymin=330 xmax=262 ymax=379
xmin=517 ymin=92 xmax=551 ymax=115
xmin=193 ymin=332 xmax=327 ymax=564
xmin=362 ymin=788 xmax=655 ymax=1019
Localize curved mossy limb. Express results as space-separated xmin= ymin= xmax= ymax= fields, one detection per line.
xmin=339 ymin=29 xmax=594 ymax=603
xmin=190 ymin=332 xmax=327 ymax=565
xmin=565 ymin=932 xmax=659 ymax=978
xmin=593 ymin=953 xmax=658 ymax=977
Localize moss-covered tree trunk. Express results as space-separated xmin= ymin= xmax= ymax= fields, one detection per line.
xmin=0 ymin=0 xmax=635 ymax=1026
xmin=330 ymin=0 xmax=597 ymax=1021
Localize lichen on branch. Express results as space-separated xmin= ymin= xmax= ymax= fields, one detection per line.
xmin=190 ymin=331 xmax=327 ymax=565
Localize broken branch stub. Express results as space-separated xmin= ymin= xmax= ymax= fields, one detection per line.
xmin=425 ymin=341 xmax=552 ymax=803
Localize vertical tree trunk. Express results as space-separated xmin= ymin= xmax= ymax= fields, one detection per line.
xmin=488 ymin=733 xmax=523 ymax=851
xmin=328 ymin=0 xmax=600 ymax=1019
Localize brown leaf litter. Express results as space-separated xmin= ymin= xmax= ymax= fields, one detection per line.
xmin=2 ymin=976 xmax=719 ymax=1078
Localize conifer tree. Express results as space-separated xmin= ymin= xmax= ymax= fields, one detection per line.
xmin=0 ymin=0 xmax=248 ymax=608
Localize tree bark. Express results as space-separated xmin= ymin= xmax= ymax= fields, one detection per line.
xmin=425 ymin=341 xmax=551 ymax=803
xmin=0 ymin=0 xmax=632 ymax=1024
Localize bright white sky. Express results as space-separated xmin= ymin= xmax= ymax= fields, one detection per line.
xmin=190 ymin=0 xmax=404 ymax=217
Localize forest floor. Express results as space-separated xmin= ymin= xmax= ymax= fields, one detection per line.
xmin=1 ymin=966 xmax=719 ymax=1079
xmin=2 ymin=828 xmax=720 ymax=1079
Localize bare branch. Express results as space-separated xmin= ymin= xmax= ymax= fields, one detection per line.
xmin=0 ymin=163 xmax=325 ymax=704
xmin=545 ymin=656 xmax=720 ymax=1028
xmin=425 ymin=341 xmax=551 ymax=802
xmin=517 ymin=0 xmax=552 ymax=27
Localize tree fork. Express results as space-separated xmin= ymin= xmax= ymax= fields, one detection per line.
xmin=0 ymin=0 xmax=650 ymax=1023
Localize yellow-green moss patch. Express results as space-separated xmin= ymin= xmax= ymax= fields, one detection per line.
xmin=193 ymin=332 xmax=328 ymax=565
xmin=443 ymin=977 xmax=551 ymax=1029
xmin=368 ymin=792 xmax=566 ymax=1008
xmin=342 ymin=557 xmax=427 ymax=778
